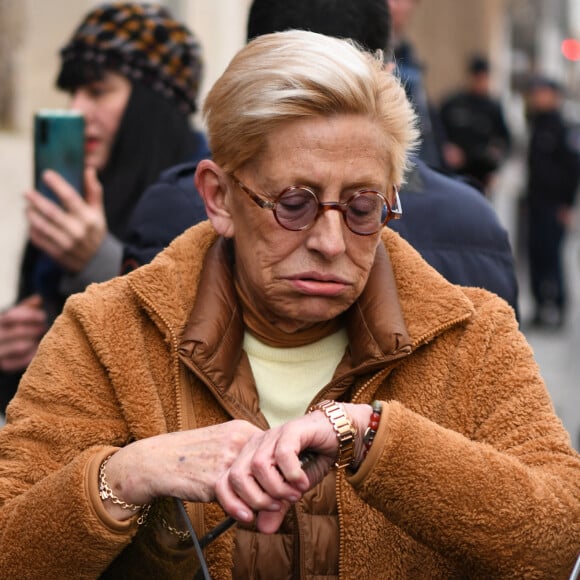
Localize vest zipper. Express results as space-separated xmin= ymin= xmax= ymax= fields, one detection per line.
xmin=294 ymin=502 xmax=307 ymax=579
xmin=336 ymin=470 xmax=346 ymax=580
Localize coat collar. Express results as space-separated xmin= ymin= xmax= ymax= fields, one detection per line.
xmin=127 ymin=222 xmax=475 ymax=391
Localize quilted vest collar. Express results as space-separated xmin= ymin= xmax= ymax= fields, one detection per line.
xmin=178 ymin=237 xmax=413 ymax=395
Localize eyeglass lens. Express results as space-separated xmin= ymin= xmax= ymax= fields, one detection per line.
xmin=275 ymin=189 xmax=388 ymax=234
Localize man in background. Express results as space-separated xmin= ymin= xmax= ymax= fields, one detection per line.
xmin=387 ymin=0 xmax=445 ymax=168
xmin=524 ymin=76 xmax=580 ymax=328
xmin=440 ymin=55 xmax=512 ymax=194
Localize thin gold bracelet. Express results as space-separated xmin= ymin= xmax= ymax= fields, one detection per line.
xmin=98 ymin=454 xmax=150 ymax=514
xmin=160 ymin=516 xmax=192 ymax=542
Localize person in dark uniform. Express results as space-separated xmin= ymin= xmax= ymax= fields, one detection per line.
xmin=524 ymin=76 xmax=580 ymax=328
xmin=440 ymin=55 xmax=512 ymax=193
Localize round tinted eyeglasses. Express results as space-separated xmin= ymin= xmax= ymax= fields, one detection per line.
xmin=230 ymin=174 xmax=402 ymax=236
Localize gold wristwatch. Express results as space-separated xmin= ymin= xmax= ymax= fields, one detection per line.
xmin=309 ymin=399 xmax=357 ymax=470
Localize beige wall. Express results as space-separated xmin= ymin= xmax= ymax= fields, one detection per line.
xmin=407 ymin=0 xmax=509 ymax=105
xmin=12 ymin=0 xmax=251 ymax=134
xmin=14 ymin=0 xmax=96 ymax=132
xmin=186 ymin=0 xmax=252 ymax=110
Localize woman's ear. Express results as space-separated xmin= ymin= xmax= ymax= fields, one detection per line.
xmin=194 ymin=160 xmax=235 ymax=238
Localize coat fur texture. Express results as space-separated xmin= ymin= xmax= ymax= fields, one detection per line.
xmin=0 ymin=221 xmax=578 ymax=579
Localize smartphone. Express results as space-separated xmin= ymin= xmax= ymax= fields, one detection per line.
xmin=34 ymin=109 xmax=85 ymax=203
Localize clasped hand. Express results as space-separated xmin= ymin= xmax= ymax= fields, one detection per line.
xmin=103 ymin=404 xmax=371 ymax=533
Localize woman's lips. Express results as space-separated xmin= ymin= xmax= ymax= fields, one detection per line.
xmin=85 ymin=137 xmax=99 ymax=153
xmin=286 ymin=273 xmax=349 ymax=296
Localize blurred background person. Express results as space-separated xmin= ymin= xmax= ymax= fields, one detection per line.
xmin=439 ymin=54 xmax=512 ymax=194
xmin=524 ymin=75 xmax=580 ymax=329
xmin=0 ymin=2 xmax=207 ymax=415
xmin=387 ymin=0 xmax=445 ymax=168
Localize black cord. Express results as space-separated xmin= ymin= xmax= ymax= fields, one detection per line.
xmin=174 ymin=497 xmax=212 ymax=580
xmin=171 ymin=452 xmax=315 ymax=578
xmin=570 ymin=553 xmax=580 ymax=580
xmin=199 ymin=516 xmax=237 ymax=549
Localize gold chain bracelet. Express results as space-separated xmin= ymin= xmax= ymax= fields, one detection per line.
xmin=138 ymin=501 xmax=192 ymax=541
xmin=98 ymin=454 xmax=150 ymax=514
xmin=160 ymin=516 xmax=192 ymax=542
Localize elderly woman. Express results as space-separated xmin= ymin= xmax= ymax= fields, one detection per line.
xmin=0 ymin=30 xmax=578 ymax=579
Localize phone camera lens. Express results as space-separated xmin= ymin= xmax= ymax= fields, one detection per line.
xmin=39 ymin=119 xmax=49 ymax=145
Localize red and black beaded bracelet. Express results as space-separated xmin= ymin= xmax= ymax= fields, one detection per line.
xmin=362 ymin=400 xmax=382 ymax=458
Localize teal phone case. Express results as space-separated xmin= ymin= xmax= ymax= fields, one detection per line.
xmin=34 ymin=110 xmax=85 ymax=203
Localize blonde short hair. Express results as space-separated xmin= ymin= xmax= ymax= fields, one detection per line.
xmin=202 ymin=30 xmax=419 ymax=186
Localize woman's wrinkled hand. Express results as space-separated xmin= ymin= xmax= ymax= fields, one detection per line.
xmin=25 ymin=167 xmax=106 ymax=273
xmin=100 ymin=420 xmax=263 ymax=521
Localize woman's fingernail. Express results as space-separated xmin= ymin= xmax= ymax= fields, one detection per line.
xmin=237 ymin=509 xmax=252 ymax=521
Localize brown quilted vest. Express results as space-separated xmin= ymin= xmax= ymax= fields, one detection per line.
xmin=232 ymin=471 xmax=339 ymax=579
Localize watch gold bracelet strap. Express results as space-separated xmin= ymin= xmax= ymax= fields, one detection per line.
xmin=309 ymin=399 xmax=357 ymax=470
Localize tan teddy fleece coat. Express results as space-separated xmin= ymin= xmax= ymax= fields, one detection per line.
xmin=0 ymin=221 xmax=579 ymax=579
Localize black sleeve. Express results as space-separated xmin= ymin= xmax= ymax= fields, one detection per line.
xmin=121 ymin=162 xmax=208 ymax=273
xmin=493 ymin=101 xmax=512 ymax=151
xmin=560 ymin=125 xmax=580 ymax=205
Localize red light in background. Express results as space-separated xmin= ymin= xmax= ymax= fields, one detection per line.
xmin=561 ymin=38 xmax=580 ymax=61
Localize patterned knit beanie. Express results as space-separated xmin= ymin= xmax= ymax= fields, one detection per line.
xmin=57 ymin=2 xmax=202 ymax=113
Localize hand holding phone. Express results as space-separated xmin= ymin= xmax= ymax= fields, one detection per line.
xmin=34 ymin=110 xmax=85 ymax=202
xmin=28 ymin=112 xmax=107 ymax=273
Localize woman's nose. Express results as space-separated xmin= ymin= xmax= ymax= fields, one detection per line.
xmin=69 ymin=91 xmax=92 ymax=117
xmin=305 ymin=209 xmax=347 ymax=258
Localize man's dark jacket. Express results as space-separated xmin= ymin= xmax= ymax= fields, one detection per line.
xmin=527 ymin=110 xmax=580 ymax=207
xmin=391 ymin=158 xmax=518 ymax=312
